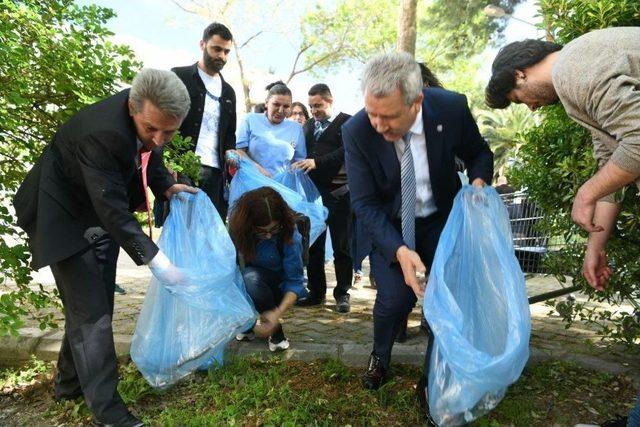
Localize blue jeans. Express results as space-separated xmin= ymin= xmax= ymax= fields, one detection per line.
xmin=242 ymin=265 xmax=285 ymax=343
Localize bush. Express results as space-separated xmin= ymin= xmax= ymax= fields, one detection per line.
xmin=0 ymin=0 xmax=140 ymax=335
xmin=511 ymin=0 xmax=640 ymax=345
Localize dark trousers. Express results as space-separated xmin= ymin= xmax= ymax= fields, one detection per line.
xmin=198 ymin=165 xmax=226 ymax=221
xmin=242 ymin=265 xmax=286 ymax=343
xmin=307 ymin=188 xmax=353 ymax=300
xmin=49 ymin=236 xmax=129 ymax=423
xmin=153 ymin=165 xmax=226 ymax=227
xmin=370 ymin=212 xmax=446 ymax=369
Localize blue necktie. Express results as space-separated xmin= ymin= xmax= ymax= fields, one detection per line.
xmin=400 ymin=132 xmax=415 ymax=250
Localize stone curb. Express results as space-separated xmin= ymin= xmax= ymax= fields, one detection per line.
xmin=2 ymin=329 xmax=638 ymax=387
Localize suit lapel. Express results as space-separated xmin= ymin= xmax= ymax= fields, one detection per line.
xmin=371 ymin=129 xmax=400 ymax=187
xmin=422 ymin=94 xmax=443 ymax=199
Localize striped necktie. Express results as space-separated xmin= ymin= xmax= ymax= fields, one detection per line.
xmin=400 ymin=132 xmax=415 ymax=250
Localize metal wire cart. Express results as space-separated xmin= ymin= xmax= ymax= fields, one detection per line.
xmin=499 ymin=190 xmax=581 ymax=304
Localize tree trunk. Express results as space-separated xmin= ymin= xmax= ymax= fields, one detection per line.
xmin=232 ymin=40 xmax=252 ymax=113
xmin=397 ymin=0 xmax=417 ymax=56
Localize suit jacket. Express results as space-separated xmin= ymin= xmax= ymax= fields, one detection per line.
xmin=343 ymin=88 xmax=493 ymax=265
xmin=13 ymin=90 xmax=174 ymax=269
xmin=171 ymin=63 xmax=237 ymax=168
xmin=303 ymin=112 xmax=351 ymax=188
xmin=551 ymin=27 xmax=640 ymax=202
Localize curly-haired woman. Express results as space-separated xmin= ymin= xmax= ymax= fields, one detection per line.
xmin=228 ymin=186 xmax=307 ymax=351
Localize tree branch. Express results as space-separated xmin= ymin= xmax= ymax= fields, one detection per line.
xmin=238 ymin=30 xmax=263 ymax=49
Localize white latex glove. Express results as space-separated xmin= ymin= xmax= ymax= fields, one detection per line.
xmin=148 ymin=250 xmax=187 ymax=285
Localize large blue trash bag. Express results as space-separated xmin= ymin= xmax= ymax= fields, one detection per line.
xmin=273 ymin=168 xmax=334 ymax=260
xmin=273 ymin=167 xmax=323 ymax=205
xmin=423 ymin=185 xmax=531 ymax=426
xmin=131 ymin=191 xmax=256 ymax=389
xmin=228 ymin=158 xmax=328 ymax=245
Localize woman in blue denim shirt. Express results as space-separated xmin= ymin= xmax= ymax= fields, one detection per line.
xmin=228 ymin=186 xmax=307 ymax=351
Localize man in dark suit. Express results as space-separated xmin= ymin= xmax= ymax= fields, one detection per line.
xmin=171 ymin=22 xmax=236 ymax=220
xmin=343 ymin=53 xmax=493 ymax=395
xmin=294 ymin=84 xmax=353 ymax=312
xmin=13 ymin=69 xmax=196 ymax=427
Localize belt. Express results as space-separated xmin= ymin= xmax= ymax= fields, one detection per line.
xmin=329 ymin=184 xmax=349 ymax=198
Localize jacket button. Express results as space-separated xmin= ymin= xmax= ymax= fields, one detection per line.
xmin=91 ymin=234 xmax=98 ymax=240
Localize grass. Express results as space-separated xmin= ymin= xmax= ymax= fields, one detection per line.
xmin=0 ymin=356 xmax=637 ymax=426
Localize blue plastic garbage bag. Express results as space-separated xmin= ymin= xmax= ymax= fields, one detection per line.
xmin=423 ymin=185 xmax=531 ymax=426
xmin=131 ymin=191 xmax=256 ymax=389
xmin=228 ymin=158 xmax=328 ymax=245
xmin=273 ymin=167 xmax=323 ymax=205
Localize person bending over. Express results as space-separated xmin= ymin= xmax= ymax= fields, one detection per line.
xmin=228 ymin=186 xmax=308 ymax=351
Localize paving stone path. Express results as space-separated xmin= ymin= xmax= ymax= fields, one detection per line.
xmin=1 ymin=249 xmax=638 ymax=387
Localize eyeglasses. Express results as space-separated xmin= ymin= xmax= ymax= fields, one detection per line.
xmin=254 ymin=223 xmax=283 ymax=238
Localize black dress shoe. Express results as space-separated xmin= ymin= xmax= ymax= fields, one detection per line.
xmin=54 ymin=390 xmax=83 ymax=402
xmin=335 ymin=295 xmax=350 ymax=313
xmin=416 ymin=375 xmax=437 ymax=426
xmin=600 ymin=416 xmax=629 ymax=427
xmin=362 ymin=353 xmax=386 ymax=390
xmin=92 ymin=412 xmax=145 ymax=427
xmin=296 ymin=296 xmax=325 ymax=307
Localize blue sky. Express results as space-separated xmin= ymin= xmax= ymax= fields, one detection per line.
xmin=78 ymin=0 xmax=540 ymax=115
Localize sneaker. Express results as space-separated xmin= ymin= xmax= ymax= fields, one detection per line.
xmin=235 ymin=332 xmax=255 ymax=341
xmin=114 ymin=283 xmax=126 ymax=295
xmin=335 ymin=295 xmax=350 ymax=313
xmin=353 ymin=270 xmax=363 ymax=287
xmin=268 ymin=337 xmax=290 ymax=352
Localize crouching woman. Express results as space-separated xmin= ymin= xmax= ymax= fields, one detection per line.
xmin=228 ymin=186 xmax=307 ymax=351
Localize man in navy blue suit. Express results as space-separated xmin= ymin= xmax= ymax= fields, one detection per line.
xmin=343 ymin=52 xmax=493 ymax=397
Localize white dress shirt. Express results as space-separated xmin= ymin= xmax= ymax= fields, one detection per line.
xmin=394 ymin=108 xmax=437 ymax=218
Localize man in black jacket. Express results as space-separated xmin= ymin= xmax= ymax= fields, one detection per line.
xmin=171 ymin=22 xmax=236 ymax=220
xmin=294 ymin=83 xmax=353 ymax=313
xmin=13 ymin=69 xmax=196 ymax=427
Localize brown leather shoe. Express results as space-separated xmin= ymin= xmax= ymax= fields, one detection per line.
xmin=362 ymin=353 xmax=386 ymax=390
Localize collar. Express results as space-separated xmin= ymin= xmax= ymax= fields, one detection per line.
xmin=409 ymin=107 xmax=424 ymax=136
xmin=316 ymin=111 xmax=338 ymax=125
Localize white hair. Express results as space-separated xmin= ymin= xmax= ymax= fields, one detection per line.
xmin=129 ymin=68 xmax=190 ymax=120
xmin=361 ymin=52 xmax=423 ymax=105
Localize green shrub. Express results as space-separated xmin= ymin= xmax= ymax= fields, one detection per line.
xmin=511 ymin=0 xmax=640 ymax=345
xmin=0 ymin=0 xmax=140 ymax=335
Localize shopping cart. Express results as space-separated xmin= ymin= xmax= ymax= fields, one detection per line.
xmin=499 ymin=190 xmax=581 ymax=303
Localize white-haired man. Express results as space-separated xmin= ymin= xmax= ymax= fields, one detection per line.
xmin=343 ymin=52 xmax=493 ymax=412
xmin=14 ymin=69 xmax=197 ymax=427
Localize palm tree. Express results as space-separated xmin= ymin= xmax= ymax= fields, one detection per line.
xmin=477 ymin=105 xmax=536 ymax=178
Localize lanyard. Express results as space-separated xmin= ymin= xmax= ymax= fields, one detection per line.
xmin=205 ymin=88 xmax=220 ymax=102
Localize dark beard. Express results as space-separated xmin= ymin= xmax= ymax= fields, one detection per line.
xmin=203 ymin=52 xmax=225 ymax=74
